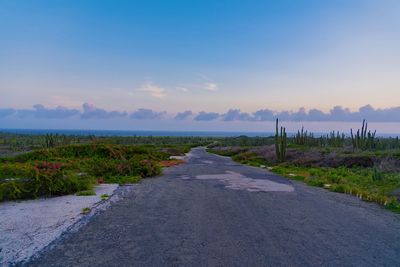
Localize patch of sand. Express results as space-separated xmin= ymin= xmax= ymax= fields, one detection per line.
xmin=0 ymin=184 xmax=119 ymax=265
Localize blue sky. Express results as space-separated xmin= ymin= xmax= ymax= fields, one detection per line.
xmin=1 ymin=0 xmax=400 ymax=132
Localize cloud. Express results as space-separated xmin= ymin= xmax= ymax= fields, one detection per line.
xmin=307 ymin=108 xmax=329 ymax=121
xmin=253 ymin=109 xmax=274 ymax=121
xmin=174 ymin=110 xmax=193 ymax=120
xmin=17 ymin=104 xmax=80 ymax=119
xmin=3 ymin=104 xmax=400 ymax=123
xmin=81 ymin=103 xmax=127 ymax=119
xmin=139 ymin=82 xmax=167 ymax=98
xmin=219 ymin=105 xmax=400 ymax=122
xmin=194 ymin=111 xmax=220 ymax=121
xmin=0 ymin=108 xmax=15 ymax=118
xmin=272 ymin=105 xmax=400 ymax=122
xmin=222 ymin=109 xmax=252 ymax=121
xmin=328 ymin=106 xmax=354 ymax=121
xmin=197 ymin=73 xmax=218 ymax=91
xmin=289 ymin=107 xmax=308 ymax=121
xmin=130 ymin=108 xmax=166 ymax=120
xmin=204 ymin=82 xmax=218 ymax=91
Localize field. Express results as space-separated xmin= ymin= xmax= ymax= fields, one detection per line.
xmin=0 ymin=133 xmax=214 ymax=201
xmin=1 ymin=128 xmax=400 ymax=213
xmin=208 ymin=121 xmax=400 ymax=213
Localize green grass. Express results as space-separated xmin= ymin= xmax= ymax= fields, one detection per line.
xmin=208 ymin=148 xmax=400 ymax=213
xmin=106 ymin=175 xmax=142 ymax=185
xmin=0 ymin=143 xmax=180 ymax=201
xmin=100 ymin=194 xmax=109 ymax=200
xmin=81 ymin=207 xmax=90 ymax=214
xmin=271 ymin=165 xmax=400 ymax=212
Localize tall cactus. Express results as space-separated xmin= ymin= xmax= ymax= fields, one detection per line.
xmin=275 ymin=118 xmax=287 ymax=162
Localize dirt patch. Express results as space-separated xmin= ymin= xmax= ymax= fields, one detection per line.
xmin=159 ymin=159 xmax=186 ymax=167
xmin=159 ymin=148 xmax=185 ymax=156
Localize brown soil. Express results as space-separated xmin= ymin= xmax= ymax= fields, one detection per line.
xmin=159 ymin=159 xmax=186 ymax=167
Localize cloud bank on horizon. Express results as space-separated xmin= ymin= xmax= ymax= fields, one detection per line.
xmin=1 ymin=103 xmax=400 ymax=123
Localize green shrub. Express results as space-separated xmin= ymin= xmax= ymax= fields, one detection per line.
xmin=106 ymin=175 xmax=141 ymax=185
xmin=81 ymin=207 xmax=90 ymax=214
xmin=306 ymin=179 xmax=325 ymax=187
xmin=372 ymin=167 xmax=383 ymax=181
xmin=330 ymin=184 xmax=347 ymax=193
xmin=0 ymin=144 xmax=177 ymax=201
xmin=100 ymin=194 xmax=109 ymax=200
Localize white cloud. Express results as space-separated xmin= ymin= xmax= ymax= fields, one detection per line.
xmin=139 ymin=82 xmax=167 ymax=98
xmin=204 ymin=82 xmax=218 ymax=91
xmin=197 ymin=73 xmax=218 ymax=91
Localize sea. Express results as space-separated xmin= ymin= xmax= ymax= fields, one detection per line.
xmin=0 ymin=129 xmax=398 ymax=138
xmin=0 ymin=129 xmax=276 ymax=137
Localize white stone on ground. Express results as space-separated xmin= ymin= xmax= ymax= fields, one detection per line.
xmin=0 ymin=184 xmax=118 ymax=265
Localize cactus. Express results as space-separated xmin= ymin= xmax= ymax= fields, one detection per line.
xmin=44 ymin=134 xmax=55 ymax=148
xmin=351 ymin=120 xmax=377 ymax=149
xmin=294 ymin=127 xmax=307 ymax=145
xmin=326 ymin=131 xmax=345 ymax=147
xmin=43 ymin=133 xmax=70 ymax=148
xmin=275 ymin=118 xmax=287 ymax=162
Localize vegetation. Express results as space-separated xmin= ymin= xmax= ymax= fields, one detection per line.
xmin=271 ymin=165 xmax=400 ymax=211
xmin=293 ymin=127 xmax=313 ymax=146
xmin=81 ymin=207 xmax=90 ymax=214
xmin=208 ymin=119 xmax=400 ymax=213
xmin=1 ymin=123 xmax=400 ymax=214
xmin=275 ymin=119 xmax=287 ymax=162
xmin=0 ymin=142 xmax=185 ymax=201
xmin=351 ymin=120 xmax=377 ymax=150
xmin=100 ymin=194 xmax=109 ymax=200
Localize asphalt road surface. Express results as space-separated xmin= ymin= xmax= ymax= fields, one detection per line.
xmin=28 ymin=147 xmax=400 ymax=267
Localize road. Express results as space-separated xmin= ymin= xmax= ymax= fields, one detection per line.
xmin=29 ymin=147 xmax=400 ymax=267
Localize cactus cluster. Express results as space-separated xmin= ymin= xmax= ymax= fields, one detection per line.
xmin=350 ymin=120 xmax=377 ymax=149
xmin=275 ymin=118 xmax=287 ymax=162
xmin=43 ymin=134 xmax=70 ymax=148
xmin=293 ymin=127 xmax=314 ymax=145
xmin=326 ymin=131 xmax=346 ymax=147
xmin=292 ymin=127 xmax=345 ymax=148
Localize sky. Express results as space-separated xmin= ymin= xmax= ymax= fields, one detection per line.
xmin=1 ymin=0 xmax=400 ymax=133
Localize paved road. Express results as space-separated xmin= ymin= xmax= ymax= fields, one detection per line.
xmin=29 ymin=148 xmax=400 ymax=267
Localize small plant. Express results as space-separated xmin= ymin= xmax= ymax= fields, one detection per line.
xmin=100 ymin=194 xmax=109 ymax=200
xmin=372 ymin=167 xmax=383 ymax=181
xmin=81 ymin=207 xmax=90 ymax=214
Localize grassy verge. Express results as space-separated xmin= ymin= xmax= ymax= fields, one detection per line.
xmin=0 ymin=143 xmax=183 ymax=201
xmin=208 ymin=148 xmax=400 ymax=213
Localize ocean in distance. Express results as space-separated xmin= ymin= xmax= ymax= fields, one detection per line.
xmin=0 ymin=129 xmax=276 ymax=137
xmin=0 ymin=129 xmax=398 ymax=138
